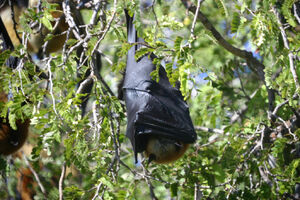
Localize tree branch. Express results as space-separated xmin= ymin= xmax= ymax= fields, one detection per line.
xmin=181 ymin=0 xmax=276 ymax=112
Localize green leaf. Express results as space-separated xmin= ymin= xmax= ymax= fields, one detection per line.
xmin=41 ymin=14 xmax=53 ymax=31
xmin=135 ymin=47 xmax=153 ymax=60
xmin=8 ymin=113 xmax=17 ymax=130
xmin=282 ymin=0 xmax=297 ymax=27
xmin=174 ymin=36 xmax=183 ymax=52
xmin=216 ymin=0 xmax=228 ymax=17
xmin=231 ymin=12 xmax=240 ymax=33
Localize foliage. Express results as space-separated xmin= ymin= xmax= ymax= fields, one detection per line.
xmin=0 ymin=0 xmax=300 ymax=199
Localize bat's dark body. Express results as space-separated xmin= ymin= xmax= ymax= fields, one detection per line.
xmin=123 ymin=10 xmax=197 ymax=163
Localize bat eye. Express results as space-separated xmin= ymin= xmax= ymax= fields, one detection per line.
xmin=148 ymin=154 xmax=156 ymax=164
xmin=174 ymin=142 xmax=183 ymax=147
xmin=10 ymin=140 xmax=19 ymax=146
xmin=174 ymin=142 xmax=183 ymax=151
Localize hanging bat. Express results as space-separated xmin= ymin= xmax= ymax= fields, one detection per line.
xmin=0 ymin=92 xmax=30 ymax=155
xmin=0 ymin=0 xmax=79 ymax=57
xmin=122 ymin=10 xmax=197 ymax=164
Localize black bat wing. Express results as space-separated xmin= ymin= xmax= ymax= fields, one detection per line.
xmin=124 ymin=10 xmax=197 ymax=155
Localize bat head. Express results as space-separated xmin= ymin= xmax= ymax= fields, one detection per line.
xmin=145 ymin=136 xmax=190 ymax=164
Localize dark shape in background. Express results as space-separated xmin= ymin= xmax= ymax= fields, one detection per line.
xmin=0 ymin=3 xmax=19 ymax=69
xmin=0 ymin=4 xmax=30 ymax=156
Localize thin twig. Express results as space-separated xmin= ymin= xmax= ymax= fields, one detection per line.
xmin=195 ymin=126 xmax=224 ymax=134
xmin=119 ymin=160 xmax=169 ymax=184
xmin=142 ymin=165 xmax=158 ymax=200
xmin=47 ymin=56 xmax=59 ymax=116
xmin=92 ymin=100 xmax=102 ymax=141
xmin=269 ymin=111 xmax=297 ymax=140
xmin=92 ymin=182 xmax=103 ymax=200
xmin=272 ymin=94 xmax=298 ymax=115
xmin=236 ymin=67 xmax=250 ymax=100
xmin=59 ymin=162 xmax=66 ymax=200
xmin=272 ymin=7 xmax=300 ymax=90
xmin=22 ymin=153 xmax=47 ymax=197
xmin=81 ymin=0 xmax=118 ymax=67
xmin=194 ymin=183 xmax=202 ymax=200
xmin=62 ymin=0 xmax=82 ymax=40
xmin=294 ymin=4 xmax=300 ymax=24
xmin=190 ymin=0 xmax=204 ymax=40
xmin=92 ymin=104 xmax=121 ymax=199
xmin=76 ymin=75 xmax=94 ymax=95
xmin=230 ymin=89 xmax=258 ymax=123
xmin=90 ymin=1 xmax=102 ymax=26
xmin=151 ymin=0 xmax=161 ymax=39
xmin=258 ymin=166 xmax=272 ymax=186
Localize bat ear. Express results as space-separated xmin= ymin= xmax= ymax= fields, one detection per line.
xmin=148 ymin=154 xmax=156 ymax=164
